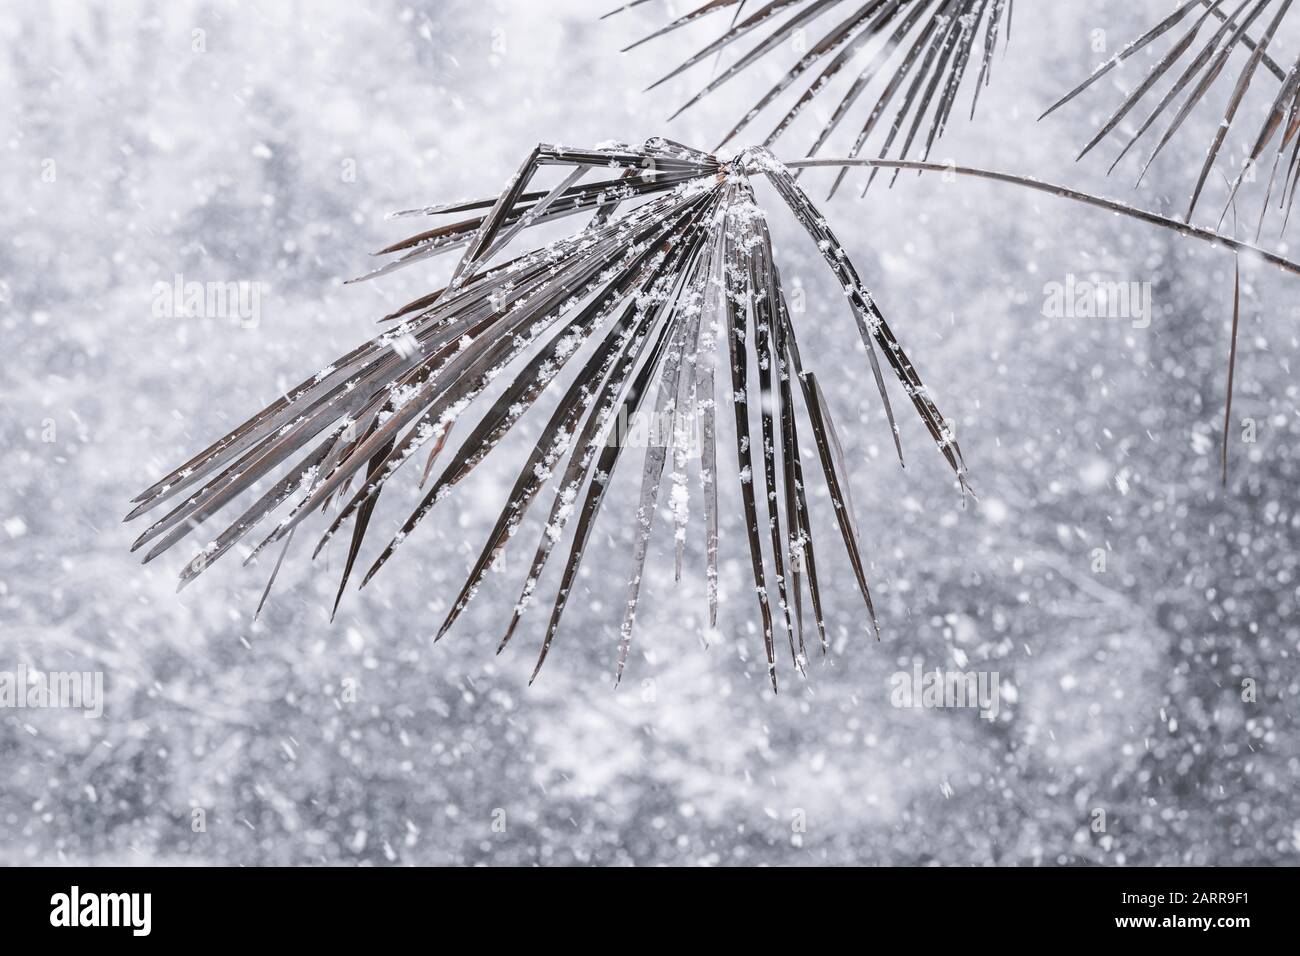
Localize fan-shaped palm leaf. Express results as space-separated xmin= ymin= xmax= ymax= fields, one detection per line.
xmin=608 ymin=0 xmax=1014 ymax=196
xmin=1042 ymin=0 xmax=1300 ymax=229
xmin=128 ymin=139 xmax=1300 ymax=690
xmin=128 ymin=139 xmax=970 ymax=691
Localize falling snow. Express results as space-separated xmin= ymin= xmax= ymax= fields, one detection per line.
xmin=1 ymin=1 xmax=1298 ymax=867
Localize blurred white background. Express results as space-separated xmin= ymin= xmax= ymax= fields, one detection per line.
xmin=2 ymin=0 xmax=1298 ymax=864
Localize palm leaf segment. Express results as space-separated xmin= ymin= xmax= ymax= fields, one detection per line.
xmin=127 ymin=139 xmax=966 ymax=691
xmin=610 ymin=0 xmax=1013 ymax=195
xmin=1043 ymin=0 xmax=1300 ymax=228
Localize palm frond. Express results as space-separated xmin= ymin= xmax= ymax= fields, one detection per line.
xmin=609 ymin=0 xmax=1014 ymax=196
xmin=1042 ymin=0 xmax=1300 ymax=229
xmin=129 ymin=140 xmax=1300 ymax=689
xmin=128 ymin=138 xmax=967 ymax=691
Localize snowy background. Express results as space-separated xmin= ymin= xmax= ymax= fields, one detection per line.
xmin=3 ymin=0 xmax=1299 ymax=865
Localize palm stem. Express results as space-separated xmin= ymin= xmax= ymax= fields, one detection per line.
xmin=778 ymin=157 xmax=1300 ymax=275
